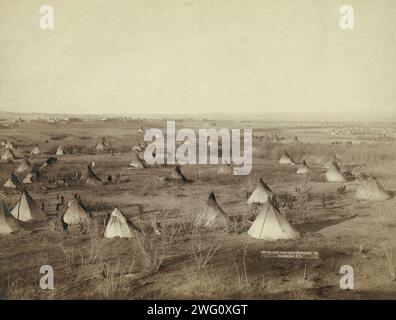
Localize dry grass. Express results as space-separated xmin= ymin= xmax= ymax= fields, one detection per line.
xmin=1 ymin=120 xmax=396 ymax=299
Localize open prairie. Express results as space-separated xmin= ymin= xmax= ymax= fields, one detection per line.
xmin=1 ymin=117 xmax=396 ymax=299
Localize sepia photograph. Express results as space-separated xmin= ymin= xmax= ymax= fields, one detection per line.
xmin=1 ymin=0 xmax=396 ymax=306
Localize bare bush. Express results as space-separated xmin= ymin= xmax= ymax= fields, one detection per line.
xmin=191 ymin=230 xmax=221 ymax=272
xmin=134 ymin=218 xmax=180 ymax=274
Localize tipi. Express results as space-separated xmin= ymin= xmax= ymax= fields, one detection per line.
xmin=129 ymin=152 xmax=146 ymax=169
xmin=16 ymin=158 xmax=32 ymax=173
xmin=5 ymin=141 xmax=15 ymax=150
xmin=194 ymin=192 xmax=232 ymax=229
xmin=0 ymin=202 xmax=23 ymax=235
xmin=168 ymin=165 xmax=188 ymax=182
xmin=95 ymin=141 xmax=105 ymax=152
xmin=356 ymin=177 xmax=390 ymax=201
xmin=296 ymin=160 xmax=309 ymax=174
xmin=325 ymin=153 xmax=342 ymax=168
xmin=247 ymin=200 xmax=300 ymax=240
xmin=326 ymin=162 xmax=346 ymax=182
xmin=247 ymin=178 xmax=275 ymax=205
xmin=103 ymin=208 xmax=136 ymax=238
xmin=217 ymin=163 xmax=233 ymax=174
xmin=10 ymin=191 xmax=46 ymax=222
xmin=132 ymin=144 xmax=144 ymax=152
xmin=82 ymin=166 xmax=102 ymax=186
xmin=62 ymin=195 xmax=92 ymax=225
xmin=3 ymin=177 xmax=16 ymax=189
xmin=279 ymin=151 xmax=295 ymax=165
xmin=1 ymin=148 xmax=16 ymax=161
xmin=3 ymin=174 xmax=23 ymax=190
xmin=23 ymin=169 xmax=39 ymax=184
xmin=56 ymin=145 xmax=66 ymax=155
xmin=30 ymin=144 xmax=41 ymax=156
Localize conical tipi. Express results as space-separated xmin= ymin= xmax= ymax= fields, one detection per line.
xmin=23 ymin=169 xmax=39 ymax=184
xmin=194 ymin=192 xmax=232 ymax=228
xmin=247 ymin=200 xmax=300 ymax=240
xmin=132 ymin=144 xmax=144 ymax=152
xmin=56 ymin=145 xmax=66 ymax=155
xmin=1 ymin=148 xmax=16 ymax=161
xmin=279 ymin=151 xmax=295 ymax=165
xmin=129 ymin=152 xmax=146 ymax=169
xmin=3 ymin=177 xmax=16 ymax=189
xmin=169 ymin=166 xmax=188 ymax=182
xmin=247 ymin=178 xmax=275 ymax=204
xmin=296 ymin=160 xmax=309 ymax=174
xmin=62 ymin=195 xmax=92 ymax=225
xmin=83 ymin=166 xmax=103 ymax=186
xmin=0 ymin=201 xmax=23 ymax=235
xmin=3 ymin=174 xmax=23 ymax=190
xmin=326 ymin=162 xmax=346 ymax=182
xmin=356 ymin=177 xmax=390 ymax=200
xmin=5 ymin=141 xmax=15 ymax=150
xmin=16 ymin=158 xmax=32 ymax=173
xmin=10 ymin=191 xmax=46 ymax=222
xmin=95 ymin=141 xmax=105 ymax=152
xmin=30 ymin=144 xmax=41 ymax=156
xmin=103 ymin=208 xmax=136 ymax=238
xmin=217 ymin=163 xmax=233 ymax=174
xmin=325 ymin=153 xmax=342 ymax=168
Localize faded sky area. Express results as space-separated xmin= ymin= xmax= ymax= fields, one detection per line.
xmin=0 ymin=0 xmax=395 ymax=117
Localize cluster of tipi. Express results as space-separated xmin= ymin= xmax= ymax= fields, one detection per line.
xmin=278 ymin=150 xmax=390 ymax=200
xmin=194 ymin=180 xmax=300 ymax=240
xmin=0 ymin=189 xmax=137 ymax=238
xmin=1 ymin=142 xmax=391 ymax=239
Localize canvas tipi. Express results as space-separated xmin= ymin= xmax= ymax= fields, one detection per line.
xmin=326 ymin=162 xmax=346 ymax=182
xmin=62 ymin=195 xmax=92 ymax=225
xmin=82 ymin=166 xmax=103 ymax=186
xmin=16 ymin=158 xmax=32 ymax=173
xmin=247 ymin=200 xmax=300 ymax=240
xmin=279 ymin=151 xmax=295 ymax=165
xmin=23 ymin=169 xmax=39 ymax=184
xmin=5 ymin=141 xmax=15 ymax=150
xmin=325 ymin=153 xmax=342 ymax=169
xmin=1 ymin=148 xmax=16 ymax=161
xmin=3 ymin=174 xmax=23 ymax=190
xmin=30 ymin=144 xmax=41 ymax=156
xmin=3 ymin=177 xmax=16 ymax=189
xmin=194 ymin=192 xmax=232 ymax=229
xmin=0 ymin=202 xmax=23 ymax=235
xmin=103 ymin=208 xmax=136 ymax=238
xmin=95 ymin=141 xmax=105 ymax=152
xmin=168 ymin=165 xmax=188 ymax=182
xmin=56 ymin=145 xmax=66 ymax=155
xmin=247 ymin=178 xmax=275 ymax=205
xmin=356 ymin=177 xmax=390 ymax=201
xmin=296 ymin=160 xmax=309 ymax=174
xmin=129 ymin=152 xmax=146 ymax=169
xmin=10 ymin=191 xmax=46 ymax=222
xmin=217 ymin=163 xmax=233 ymax=175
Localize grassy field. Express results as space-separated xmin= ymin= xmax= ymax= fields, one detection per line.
xmin=1 ymin=118 xmax=396 ymax=299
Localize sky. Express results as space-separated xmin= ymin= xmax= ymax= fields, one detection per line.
xmin=0 ymin=0 xmax=395 ymax=117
